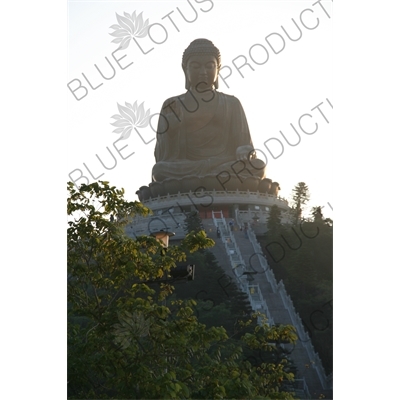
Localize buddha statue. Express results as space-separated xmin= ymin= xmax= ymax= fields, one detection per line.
xmin=137 ymin=39 xmax=276 ymax=201
xmin=152 ymin=38 xmax=266 ymax=181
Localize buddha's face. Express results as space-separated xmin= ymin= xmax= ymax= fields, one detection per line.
xmin=185 ymin=54 xmax=218 ymax=92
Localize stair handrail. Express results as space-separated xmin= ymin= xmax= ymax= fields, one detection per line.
xmin=213 ymin=211 xmax=275 ymax=325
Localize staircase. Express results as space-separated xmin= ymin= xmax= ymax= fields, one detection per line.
xmin=211 ymin=211 xmax=274 ymax=325
xmin=208 ymin=211 xmax=332 ymax=399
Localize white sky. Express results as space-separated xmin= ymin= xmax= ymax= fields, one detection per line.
xmin=67 ymin=0 xmax=333 ymax=218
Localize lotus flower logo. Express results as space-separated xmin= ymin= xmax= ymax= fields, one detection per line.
xmin=113 ymin=311 xmax=151 ymax=349
xmin=109 ymin=11 xmax=150 ymax=50
xmin=111 ymin=101 xmax=151 ymax=140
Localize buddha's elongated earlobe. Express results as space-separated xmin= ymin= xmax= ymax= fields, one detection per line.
xmin=185 ymin=73 xmax=190 ymax=90
xmin=214 ymin=76 xmax=219 ymax=90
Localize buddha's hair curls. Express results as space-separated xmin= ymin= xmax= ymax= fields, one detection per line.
xmin=182 ymin=39 xmax=221 ymax=90
xmin=182 ymin=39 xmax=221 ymax=69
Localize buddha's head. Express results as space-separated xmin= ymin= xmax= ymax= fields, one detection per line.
xmin=182 ymin=39 xmax=221 ymax=91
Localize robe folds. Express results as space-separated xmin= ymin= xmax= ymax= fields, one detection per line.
xmin=152 ymin=91 xmax=265 ymax=182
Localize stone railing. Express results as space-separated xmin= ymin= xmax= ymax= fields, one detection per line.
xmin=236 ymin=209 xmax=294 ymax=227
xmin=212 ymin=211 xmax=246 ymax=277
xmin=276 ymin=279 xmax=328 ymax=389
xmin=141 ymin=189 xmax=290 ymax=211
xmin=212 ymin=211 xmax=274 ymax=325
xmin=247 ymin=284 xmax=274 ymax=325
xmin=244 ymin=226 xmax=279 ymax=294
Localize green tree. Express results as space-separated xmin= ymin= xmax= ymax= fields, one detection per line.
xmin=266 ymin=205 xmax=283 ymax=237
xmin=68 ymin=181 xmax=298 ymax=399
xmin=173 ymin=250 xmax=254 ymax=335
xmin=291 ymin=182 xmax=310 ymax=225
xmin=183 ymin=210 xmax=204 ymax=234
xmin=311 ymin=206 xmax=324 ymax=222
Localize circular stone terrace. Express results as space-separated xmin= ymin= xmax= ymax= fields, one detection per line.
xmin=127 ymin=190 xmax=292 ymax=240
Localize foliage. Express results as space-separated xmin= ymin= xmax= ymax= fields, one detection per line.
xmin=172 ymin=241 xmax=299 ymax=386
xmin=266 ymin=205 xmax=283 ymax=237
xmin=173 ymin=250 xmax=253 ymax=334
xmin=183 ymin=209 xmax=204 ymax=234
xmin=291 ymin=182 xmax=310 ymax=225
xmin=311 ymin=206 xmax=323 ymax=222
xmin=67 ymin=181 xmax=298 ymax=399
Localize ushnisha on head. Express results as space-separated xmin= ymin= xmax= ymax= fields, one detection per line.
xmin=182 ymin=39 xmax=221 ymax=91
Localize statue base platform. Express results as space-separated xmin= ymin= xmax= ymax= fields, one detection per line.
xmin=136 ymin=176 xmax=281 ymax=202
xmin=129 ymin=187 xmax=291 ymax=240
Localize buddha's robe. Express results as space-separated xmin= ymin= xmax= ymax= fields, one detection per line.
xmin=152 ymin=91 xmax=266 ymax=182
